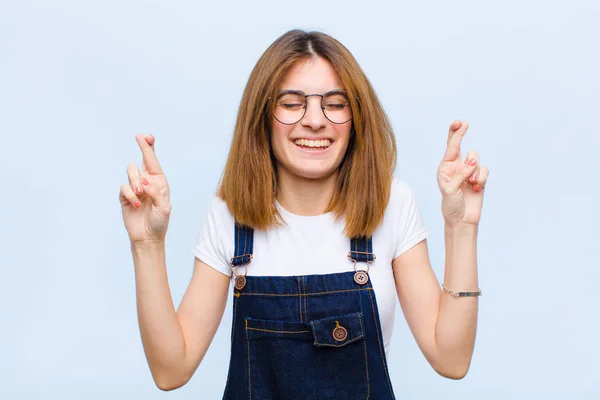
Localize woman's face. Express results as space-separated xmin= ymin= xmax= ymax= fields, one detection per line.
xmin=271 ymin=56 xmax=352 ymax=181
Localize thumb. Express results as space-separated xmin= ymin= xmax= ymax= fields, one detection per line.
xmin=141 ymin=175 xmax=171 ymax=212
xmin=450 ymin=158 xmax=477 ymax=190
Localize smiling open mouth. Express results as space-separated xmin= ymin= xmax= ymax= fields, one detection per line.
xmin=293 ymin=138 xmax=332 ymax=150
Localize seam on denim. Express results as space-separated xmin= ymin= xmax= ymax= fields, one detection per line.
xmin=245 ymin=319 xmax=252 ymax=399
xmin=243 ymin=226 xmax=248 ymax=264
xmin=301 ymin=277 xmax=306 ymax=322
xmin=300 ymin=277 xmax=304 ymax=322
xmin=368 ymin=289 xmax=394 ymax=397
xmin=297 ymin=277 xmax=303 ymax=322
xmin=222 ymin=295 xmax=238 ymax=399
xmin=303 ymin=277 xmax=308 ymax=322
xmin=231 ymin=296 xmax=239 ymax=342
xmin=311 ymin=312 xmax=365 ymax=347
xmin=313 ymin=334 xmax=364 ymax=347
xmin=238 ymin=288 xmax=373 ymax=297
xmin=247 ymin=327 xmax=312 ymax=334
xmin=359 ymin=312 xmax=370 ymax=399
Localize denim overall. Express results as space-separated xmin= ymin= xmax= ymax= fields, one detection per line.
xmin=223 ymin=222 xmax=396 ymax=399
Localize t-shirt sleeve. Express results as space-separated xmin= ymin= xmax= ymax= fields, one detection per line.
xmin=394 ymin=179 xmax=430 ymax=259
xmin=191 ymin=197 xmax=234 ymax=277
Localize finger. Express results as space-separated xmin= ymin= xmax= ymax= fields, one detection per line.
xmin=443 ymin=121 xmax=469 ymax=162
xmin=142 ymin=135 xmax=156 ymax=176
xmin=136 ymin=134 xmax=163 ymax=175
xmin=146 ymin=134 xmax=155 ymax=149
xmin=474 ymin=166 xmax=489 ymax=192
xmin=119 ymin=184 xmax=142 ymax=208
xmin=140 ymin=175 xmax=170 ymax=211
xmin=467 ymin=151 xmax=480 ymax=184
xmin=127 ymin=164 xmax=143 ymax=195
xmin=447 ymin=119 xmax=462 ymax=145
xmin=450 ymin=150 xmax=478 ymax=188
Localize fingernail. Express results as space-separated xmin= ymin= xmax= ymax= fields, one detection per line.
xmin=468 ymin=159 xmax=477 ymax=167
xmin=135 ymin=186 xmax=142 ymax=194
xmin=141 ymin=177 xmax=149 ymax=186
xmin=470 ymin=174 xmax=478 ymax=183
xmin=134 ymin=200 xmax=141 ymax=207
xmin=474 ymin=184 xmax=481 ymax=191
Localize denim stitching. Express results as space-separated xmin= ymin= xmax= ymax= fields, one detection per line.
xmin=297 ymin=277 xmax=303 ymax=322
xmin=247 ymin=327 xmax=312 ymax=334
xmin=311 ymin=312 xmax=365 ymax=347
xmin=368 ymin=289 xmax=394 ymax=397
xmin=245 ymin=319 xmax=252 ymax=399
xmin=231 ymin=296 xmax=239 ymax=342
xmin=243 ymin=226 xmax=248 ymax=265
xmin=313 ymin=334 xmax=364 ymax=348
xmin=238 ymin=288 xmax=373 ymax=297
xmin=358 ymin=312 xmax=370 ymax=399
xmin=300 ymin=277 xmax=304 ymax=322
xmin=301 ymin=277 xmax=306 ymax=322
xmin=303 ymin=277 xmax=308 ymax=322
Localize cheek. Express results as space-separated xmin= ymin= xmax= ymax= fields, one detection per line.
xmin=336 ymin=125 xmax=352 ymax=149
xmin=270 ymin=122 xmax=294 ymax=156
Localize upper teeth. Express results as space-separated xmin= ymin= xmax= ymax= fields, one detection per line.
xmin=294 ymin=139 xmax=331 ymax=148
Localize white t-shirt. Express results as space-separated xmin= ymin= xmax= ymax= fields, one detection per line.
xmin=191 ymin=176 xmax=429 ymax=354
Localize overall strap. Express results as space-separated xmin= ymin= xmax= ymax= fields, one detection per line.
xmin=348 ymin=236 xmax=375 ymax=263
xmin=231 ymin=222 xmax=254 ymax=267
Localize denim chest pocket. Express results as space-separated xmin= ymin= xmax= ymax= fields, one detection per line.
xmin=245 ymin=313 xmax=369 ymax=400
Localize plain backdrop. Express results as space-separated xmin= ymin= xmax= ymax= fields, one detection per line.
xmin=1 ymin=0 xmax=599 ymax=398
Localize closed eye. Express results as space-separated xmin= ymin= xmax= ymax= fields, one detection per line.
xmin=280 ymin=102 xmax=305 ymax=110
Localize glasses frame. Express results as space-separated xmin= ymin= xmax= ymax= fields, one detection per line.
xmin=272 ymin=89 xmax=354 ymax=125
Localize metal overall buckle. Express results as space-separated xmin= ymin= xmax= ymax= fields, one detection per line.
xmin=230 ymin=254 xmax=253 ymax=291
xmin=347 ymin=251 xmax=376 ymax=285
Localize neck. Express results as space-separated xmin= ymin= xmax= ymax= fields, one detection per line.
xmin=276 ymin=168 xmax=338 ymax=216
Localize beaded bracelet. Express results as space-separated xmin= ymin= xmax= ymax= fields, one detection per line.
xmin=442 ymin=283 xmax=482 ymax=297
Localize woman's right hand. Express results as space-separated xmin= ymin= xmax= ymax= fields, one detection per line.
xmin=120 ymin=134 xmax=172 ymax=244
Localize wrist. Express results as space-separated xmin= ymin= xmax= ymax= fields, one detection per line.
xmin=131 ymin=239 xmax=166 ymax=254
xmin=444 ymin=222 xmax=478 ymax=238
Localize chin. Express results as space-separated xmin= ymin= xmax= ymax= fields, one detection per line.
xmin=283 ymin=162 xmax=339 ymax=181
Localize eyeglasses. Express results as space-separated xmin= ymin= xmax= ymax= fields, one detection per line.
xmin=273 ymin=89 xmax=353 ymax=125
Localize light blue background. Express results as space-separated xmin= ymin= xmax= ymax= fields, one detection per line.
xmin=1 ymin=0 xmax=599 ymax=398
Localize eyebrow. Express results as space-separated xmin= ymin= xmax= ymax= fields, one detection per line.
xmin=276 ymin=89 xmax=349 ymax=97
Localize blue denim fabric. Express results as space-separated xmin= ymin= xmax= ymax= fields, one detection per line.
xmin=224 ymin=224 xmax=396 ymax=399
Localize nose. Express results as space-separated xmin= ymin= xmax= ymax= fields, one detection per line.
xmin=300 ymin=96 xmax=327 ymax=131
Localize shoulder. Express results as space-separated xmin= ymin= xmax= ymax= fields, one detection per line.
xmin=203 ymin=196 xmax=236 ymax=239
xmin=389 ymin=175 xmax=418 ymax=207
xmin=383 ymin=175 xmax=427 ymax=231
xmin=203 ymin=195 xmax=234 ymax=223
xmin=209 ymin=195 xmax=235 ymax=219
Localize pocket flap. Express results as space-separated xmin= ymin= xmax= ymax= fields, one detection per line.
xmin=310 ymin=312 xmax=364 ymax=348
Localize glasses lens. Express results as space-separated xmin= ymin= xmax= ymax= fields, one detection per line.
xmin=274 ymin=93 xmax=306 ymax=124
xmin=323 ymin=92 xmax=352 ymax=124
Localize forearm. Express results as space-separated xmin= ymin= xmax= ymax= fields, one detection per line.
xmin=131 ymin=240 xmax=187 ymax=385
xmin=434 ymin=223 xmax=479 ymax=377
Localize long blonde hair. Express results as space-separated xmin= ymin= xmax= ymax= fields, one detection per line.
xmin=218 ymin=30 xmax=396 ymax=238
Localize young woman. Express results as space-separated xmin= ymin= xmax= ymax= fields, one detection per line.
xmin=120 ymin=30 xmax=489 ymax=399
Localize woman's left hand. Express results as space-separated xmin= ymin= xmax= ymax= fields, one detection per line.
xmin=437 ymin=120 xmax=489 ymax=227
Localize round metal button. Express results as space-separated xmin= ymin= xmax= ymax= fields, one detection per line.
xmin=354 ymin=271 xmax=369 ymax=285
xmin=333 ymin=326 xmax=348 ymax=342
xmin=234 ymin=276 xmax=247 ymax=290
